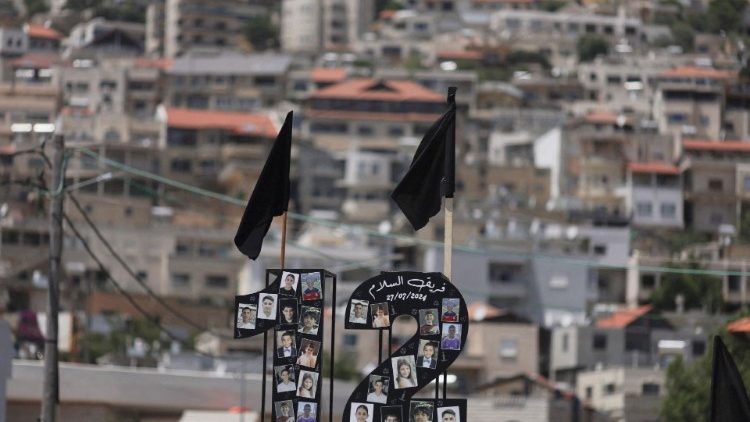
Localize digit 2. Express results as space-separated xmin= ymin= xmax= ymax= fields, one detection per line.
xmin=235 ymin=269 xmax=326 ymax=422
xmin=342 ymin=271 xmax=468 ymax=422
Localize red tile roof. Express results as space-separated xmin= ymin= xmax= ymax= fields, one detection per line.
xmin=311 ymin=78 xmax=443 ymax=102
xmin=627 ymin=161 xmax=680 ymax=175
xmin=311 ymin=67 xmax=348 ymax=83
xmin=379 ymin=9 xmax=396 ymax=20
xmin=9 ymin=53 xmax=61 ymax=69
xmin=659 ymin=66 xmax=736 ymax=79
xmin=728 ymin=317 xmax=750 ymax=333
xmin=683 ymin=139 xmax=750 ymax=152
xmin=581 ymin=110 xmax=628 ymax=125
xmin=133 ymin=57 xmax=174 ymax=70
xmin=24 ymin=23 xmax=62 ymax=40
xmin=306 ymin=109 xmax=441 ymax=122
xmin=596 ymin=305 xmax=653 ymax=329
xmin=165 ymin=108 xmax=277 ymax=137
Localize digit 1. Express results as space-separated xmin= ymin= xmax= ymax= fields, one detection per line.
xmin=342 ymin=271 xmax=468 ymax=422
xmin=235 ymin=269 xmax=327 ymax=422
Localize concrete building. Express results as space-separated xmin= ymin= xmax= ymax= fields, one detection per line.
xmin=281 ymin=0 xmax=375 ymax=53
xmin=165 ymin=50 xmax=292 ymax=110
xmin=625 ymin=162 xmax=683 ymax=228
xmin=24 ymin=23 xmax=62 ymax=53
xmin=0 ymin=26 xmax=27 ymax=57
xmin=64 ymin=18 xmax=145 ymax=59
xmin=576 ymin=366 xmax=665 ymax=422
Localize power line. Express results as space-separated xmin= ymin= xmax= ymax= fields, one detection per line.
xmin=77 ymin=147 xmax=750 ymax=278
xmin=66 ymin=193 xmax=234 ymax=340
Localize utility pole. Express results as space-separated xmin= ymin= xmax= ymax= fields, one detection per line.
xmin=41 ymin=134 xmax=64 ymax=422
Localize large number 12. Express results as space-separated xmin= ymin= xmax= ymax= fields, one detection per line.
xmin=343 ymin=271 xmax=468 ymax=422
xmin=235 ymin=269 xmax=328 ymax=422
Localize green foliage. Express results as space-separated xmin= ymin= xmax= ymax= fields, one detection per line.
xmin=64 ymin=0 xmax=145 ymax=23
xmin=506 ymin=50 xmax=551 ymax=70
xmin=576 ymin=35 xmax=609 ymax=62
xmin=322 ymin=351 xmax=360 ymax=381
xmin=649 ymin=261 xmax=723 ymax=313
xmin=381 ymin=0 xmax=404 ymax=11
xmin=661 ymin=316 xmax=750 ymax=421
xmin=705 ymin=0 xmax=748 ymax=34
xmin=77 ymin=317 xmax=178 ymax=363
xmin=670 ymin=22 xmax=695 ymax=52
xmin=243 ymin=14 xmax=278 ymax=51
xmin=24 ymin=0 xmax=49 ymax=16
xmin=538 ymin=0 xmax=566 ymax=12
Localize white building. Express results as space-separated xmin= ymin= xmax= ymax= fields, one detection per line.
xmin=625 ymin=162 xmax=683 ymax=228
xmin=577 ymin=366 xmax=665 ymax=422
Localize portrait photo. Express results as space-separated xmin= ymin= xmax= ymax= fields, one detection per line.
xmin=440 ymin=324 xmax=462 ymax=351
xmin=301 ymin=272 xmax=322 ymax=301
xmin=258 ymin=293 xmax=278 ymax=320
xmin=349 ymin=402 xmax=374 ymax=422
xmin=237 ymin=303 xmax=257 ymax=330
xmin=436 ymin=406 xmax=460 ymax=422
xmin=366 ymin=374 xmax=389 ymax=403
xmin=441 ymin=298 xmax=459 ymax=323
xmin=279 ymin=298 xmax=298 ymax=326
xmin=274 ymin=365 xmax=296 ymax=394
xmin=276 ymin=330 xmax=297 ymax=358
xmin=370 ymin=302 xmax=390 ymax=328
xmin=381 ymin=406 xmax=403 ymax=422
xmin=298 ymin=306 xmax=321 ymax=335
xmin=349 ymin=299 xmax=369 ymax=324
xmin=297 ymin=338 xmax=320 ymax=368
xmin=419 ymin=309 xmax=440 ymax=335
xmin=296 ymin=401 xmax=317 ymax=422
xmin=279 ymin=271 xmax=299 ymax=296
xmin=409 ymin=401 xmax=434 ymax=422
xmin=297 ymin=370 xmax=318 ymax=399
xmin=274 ymin=400 xmax=295 ymax=422
xmin=416 ymin=340 xmax=438 ymax=369
xmin=391 ymin=355 xmax=418 ymax=389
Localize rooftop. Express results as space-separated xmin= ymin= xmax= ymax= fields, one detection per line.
xmin=596 ymin=305 xmax=653 ymax=329
xmin=727 ymin=317 xmax=750 ymax=333
xmin=24 ymin=23 xmax=63 ymax=40
xmin=659 ymin=66 xmax=736 ymax=80
xmin=164 ymin=108 xmax=277 ymax=137
xmin=627 ymin=161 xmax=680 ymax=175
xmin=168 ymin=51 xmax=292 ymax=76
xmin=311 ymin=67 xmax=348 ymax=84
xmin=683 ymin=139 xmax=750 ymax=153
xmin=311 ymin=78 xmax=444 ymax=102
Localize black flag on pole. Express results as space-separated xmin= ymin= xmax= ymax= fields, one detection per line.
xmin=234 ymin=111 xmax=293 ymax=259
xmin=391 ymin=87 xmax=457 ymax=231
xmin=710 ymin=335 xmax=750 ymax=422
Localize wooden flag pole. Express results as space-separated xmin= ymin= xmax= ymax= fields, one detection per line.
xmin=443 ymin=198 xmax=454 ymax=280
xmin=280 ymin=212 xmax=288 ymax=269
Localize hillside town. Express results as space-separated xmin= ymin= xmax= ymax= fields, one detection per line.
xmin=2 ymin=0 xmax=750 ymax=421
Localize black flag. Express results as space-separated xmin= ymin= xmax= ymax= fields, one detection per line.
xmin=234 ymin=111 xmax=293 ymax=259
xmin=710 ymin=335 xmax=750 ymax=422
xmin=391 ymin=88 xmax=456 ymax=231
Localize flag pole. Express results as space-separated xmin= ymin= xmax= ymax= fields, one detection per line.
xmin=442 ymin=87 xmax=457 ymax=400
xmin=280 ymin=212 xmax=288 ymax=269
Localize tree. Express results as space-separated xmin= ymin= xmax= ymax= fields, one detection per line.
xmin=321 ymin=350 xmax=360 ymax=380
xmin=649 ymin=261 xmax=723 ymax=313
xmin=706 ymin=0 xmax=748 ymax=34
xmin=576 ymin=35 xmax=609 ymax=62
xmin=661 ymin=315 xmax=750 ymax=421
xmin=671 ymin=21 xmax=695 ymax=52
xmin=24 ymin=0 xmax=49 ymax=17
xmin=243 ymin=14 xmax=278 ymax=51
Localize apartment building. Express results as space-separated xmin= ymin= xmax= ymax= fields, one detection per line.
xmin=281 ymin=0 xmax=375 ymax=53
xmin=64 ymin=18 xmax=145 ymax=59
xmin=625 ymin=161 xmax=683 ymax=228
xmin=354 ymin=9 xmax=439 ymax=65
xmin=576 ymin=367 xmax=665 ymax=422
xmin=0 ymin=26 xmax=27 ymax=57
xmin=653 ymin=66 xmax=735 ymax=140
xmin=304 ymin=78 xmax=445 ymax=152
xmin=24 ymin=24 xmax=62 ymax=53
xmin=164 ymin=50 xmax=292 ymax=110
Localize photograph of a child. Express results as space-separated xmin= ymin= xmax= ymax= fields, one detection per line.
xmin=391 ymin=355 xmax=418 ymax=389
xmin=349 ymin=402 xmax=374 ymax=422
xmin=416 ymin=340 xmax=438 ymax=369
xmin=381 ymin=406 xmax=403 ymax=422
xmin=274 ymin=365 xmax=296 ymax=393
xmin=298 ymin=306 xmax=321 ymax=335
xmin=436 ymin=406 xmax=460 ymax=422
xmin=419 ymin=309 xmax=440 ymax=335
xmin=296 ymin=402 xmax=317 ymax=422
xmin=441 ymin=299 xmax=459 ymax=323
xmin=371 ymin=303 xmax=390 ymax=328
xmin=440 ymin=324 xmax=462 ymax=350
xmin=349 ymin=299 xmax=369 ymax=324
xmin=279 ymin=298 xmax=298 ymax=325
xmin=276 ymin=330 xmax=297 ymax=358
xmin=237 ymin=303 xmax=257 ymax=330
xmin=279 ymin=271 xmax=299 ymax=296
xmin=274 ymin=400 xmax=295 ymax=422
xmin=297 ymin=370 xmax=318 ymax=398
xmin=301 ymin=272 xmax=322 ymax=301
xmin=409 ymin=401 xmax=434 ymax=422
xmin=296 ymin=338 xmax=320 ymax=368
xmin=366 ymin=375 xmax=388 ymax=403
xmin=258 ymin=293 xmax=278 ymax=320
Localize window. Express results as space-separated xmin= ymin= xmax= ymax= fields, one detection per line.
xmin=170 ymin=159 xmax=192 ymax=173
xmin=668 ymin=113 xmax=687 ymax=124
xmin=205 ymin=275 xmax=229 ymax=288
xmin=606 ymin=75 xmax=622 ymax=85
xmin=642 ymin=383 xmax=660 ymax=396
xmin=499 ymin=338 xmax=518 ymax=359
xmin=655 ymin=202 xmax=675 ymax=219
xmin=641 ymin=274 xmax=655 ymax=288
xmin=593 ymin=245 xmax=607 ymax=256
xmin=388 ymin=126 xmax=404 ymax=137
xmin=562 ymin=333 xmax=569 ymax=352
xmin=489 ymin=262 xmax=523 ymax=283
xmin=172 ymin=273 xmax=191 ymax=287
xmin=175 ymin=242 xmax=191 ymax=256
xmin=254 ymin=76 xmax=276 ymax=86
xmin=728 ymin=275 xmax=741 ymax=292
xmin=585 ymin=386 xmax=593 ymax=399
xmin=708 ymin=178 xmax=723 ymax=192
xmin=604 ymin=383 xmax=616 ymax=395
xmin=692 ymin=340 xmax=706 ymax=356
xmin=593 ymin=333 xmax=607 ymax=350
xmin=357 ymin=125 xmax=374 ymax=136
xmin=636 ymin=202 xmax=653 ymax=217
